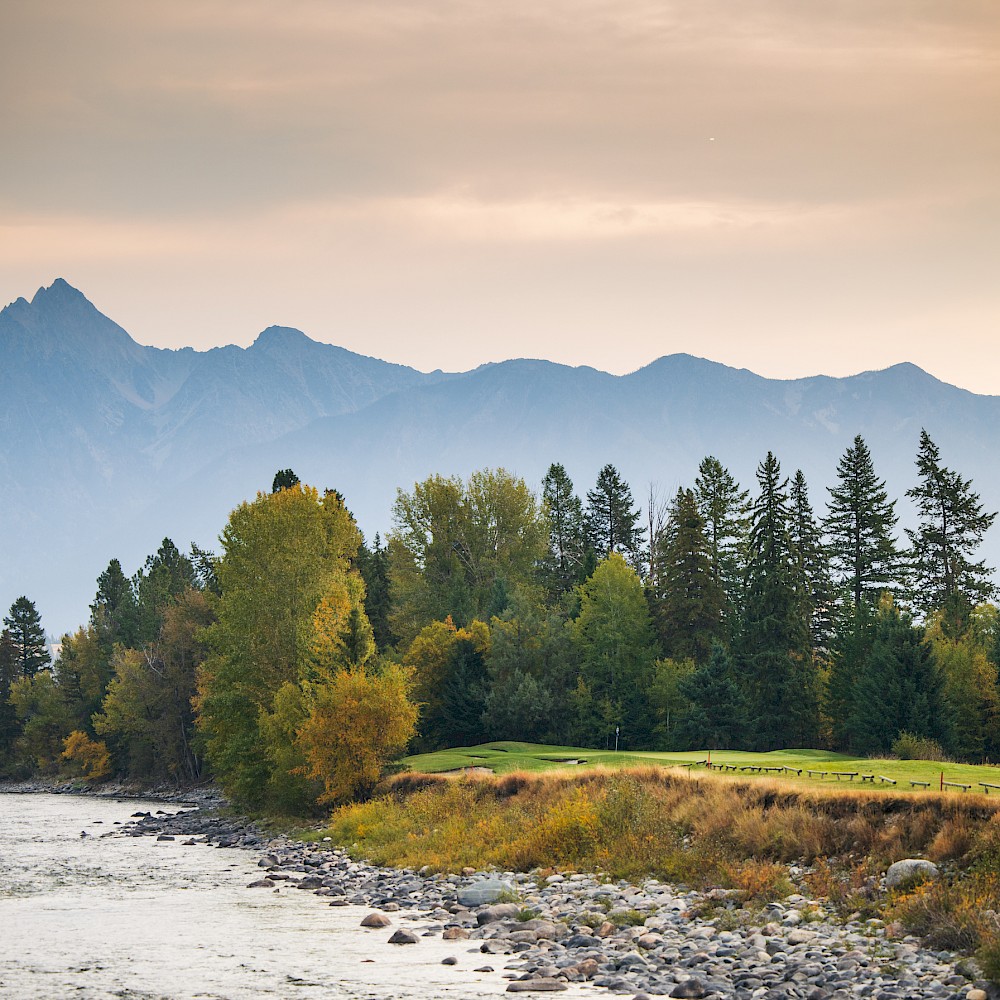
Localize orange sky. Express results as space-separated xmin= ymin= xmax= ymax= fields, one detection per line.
xmin=2 ymin=1 xmax=998 ymax=390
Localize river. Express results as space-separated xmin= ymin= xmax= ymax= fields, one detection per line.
xmin=0 ymin=793 xmax=574 ymax=999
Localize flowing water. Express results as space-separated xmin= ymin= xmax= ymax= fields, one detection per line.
xmin=0 ymin=793 xmax=574 ymax=1000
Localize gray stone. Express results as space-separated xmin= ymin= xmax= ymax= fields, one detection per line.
xmin=458 ymin=878 xmax=515 ymax=907
xmin=506 ymin=979 xmax=568 ymax=992
xmin=387 ymin=929 xmax=419 ymax=944
xmin=669 ymin=980 xmax=707 ymax=999
xmin=885 ymin=859 xmax=939 ymax=888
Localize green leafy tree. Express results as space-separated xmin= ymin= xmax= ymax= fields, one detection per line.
xmin=739 ymin=453 xmax=818 ymax=750
xmin=56 ymin=624 xmax=112 ymax=734
xmin=8 ymin=672 xmax=73 ymax=772
xmin=824 ymin=435 xmax=901 ymax=609
xmin=649 ymin=488 xmax=724 ymax=663
xmin=585 ymin=465 xmax=644 ymax=567
xmin=906 ymin=429 xmax=997 ymax=624
xmin=389 ymin=469 xmax=547 ymax=645
xmin=572 ymin=553 xmax=659 ymax=748
xmin=541 ymin=463 xmax=589 ymax=594
xmin=694 ymin=457 xmax=750 ymax=626
xmin=194 ymin=483 xmax=361 ymax=809
xmin=3 ymin=597 xmax=51 ymax=678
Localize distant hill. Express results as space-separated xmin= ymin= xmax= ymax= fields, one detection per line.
xmin=3 ymin=279 xmax=999 ymax=632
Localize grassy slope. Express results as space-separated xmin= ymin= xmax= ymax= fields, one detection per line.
xmin=400 ymin=741 xmax=1000 ymax=793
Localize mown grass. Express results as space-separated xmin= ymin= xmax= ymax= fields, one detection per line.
xmin=400 ymin=741 xmax=1000 ymax=795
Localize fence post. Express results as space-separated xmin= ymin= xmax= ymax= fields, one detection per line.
xmin=940 ymin=771 xmax=944 ymax=792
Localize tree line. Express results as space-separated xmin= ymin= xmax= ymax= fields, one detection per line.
xmin=1 ymin=431 xmax=997 ymax=812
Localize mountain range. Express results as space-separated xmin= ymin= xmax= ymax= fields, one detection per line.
xmin=3 ymin=278 xmax=999 ymax=634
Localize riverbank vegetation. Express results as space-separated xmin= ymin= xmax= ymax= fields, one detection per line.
xmin=1 ymin=430 xmax=999 ymax=819
xmin=324 ymin=766 xmax=1000 ymax=967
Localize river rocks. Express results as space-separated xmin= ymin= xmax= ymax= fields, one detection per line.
xmin=360 ymin=912 xmax=392 ymax=928
xmin=387 ymin=928 xmax=418 ymax=944
xmin=506 ymin=978 xmax=568 ymax=992
xmin=115 ymin=799 xmax=989 ymax=1000
xmin=886 ymin=859 xmax=940 ymax=888
xmin=458 ymin=878 xmax=514 ymax=907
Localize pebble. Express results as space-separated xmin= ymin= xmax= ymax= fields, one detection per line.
xmin=115 ymin=797 xmax=988 ymax=1000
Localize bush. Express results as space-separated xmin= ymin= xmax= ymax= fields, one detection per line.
xmin=60 ymin=731 xmax=111 ymax=781
xmin=891 ymin=731 xmax=948 ymax=762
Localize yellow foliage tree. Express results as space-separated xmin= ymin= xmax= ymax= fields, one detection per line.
xmin=61 ymin=730 xmax=112 ymax=781
xmin=296 ymin=662 xmax=418 ymax=804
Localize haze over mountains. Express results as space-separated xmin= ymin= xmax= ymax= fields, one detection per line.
xmin=3 ymin=279 xmax=999 ymax=634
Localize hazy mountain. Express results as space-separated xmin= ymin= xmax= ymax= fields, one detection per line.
xmin=3 ymin=279 xmax=999 ymax=633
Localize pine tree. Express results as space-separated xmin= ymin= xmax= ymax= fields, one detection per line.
xmin=0 ymin=630 xmax=22 ymax=759
xmin=272 ymin=468 xmax=300 ymax=492
xmin=356 ymin=533 xmax=394 ymax=651
xmin=850 ymin=599 xmax=953 ymax=755
xmin=650 ymin=488 xmax=724 ymax=663
xmin=675 ymin=642 xmax=747 ymax=750
xmin=906 ymin=430 xmax=997 ymax=622
xmin=739 ymin=453 xmax=818 ymax=750
xmin=694 ymin=457 xmax=750 ymax=626
xmin=824 ymin=435 xmax=900 ymax=609
xmin=3 ymin=597 xmax=51 ymax=678
xmin=541 ymin=463 xmax=589 ymax=593
xmin=133 ymin=538 xmax=197 ymax=645
xmin=825 ymin=602 xmax=875 ymax=750
xmin=789 ymin=470 xmax=834 ymax=652
xmin=585 ymin=464 xmax=644 ymax=567
xmin=91 ymin=559 xmax=138 ymax=649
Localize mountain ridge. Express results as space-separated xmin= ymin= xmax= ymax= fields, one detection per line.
xmin=3 ymin=279 xmax=998 ymax=632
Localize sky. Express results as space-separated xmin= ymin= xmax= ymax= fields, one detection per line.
xmin=2 ymin=1 xmax=998 ymax=390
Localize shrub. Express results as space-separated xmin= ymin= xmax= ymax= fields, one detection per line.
xmin=891 ymin=731 xmax=948 ymax=762
xmin=60 ymin=731 xmax=111 ymax=781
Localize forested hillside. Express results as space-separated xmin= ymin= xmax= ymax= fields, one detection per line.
xmin=2 ymin=442 xmax=997 ymax=814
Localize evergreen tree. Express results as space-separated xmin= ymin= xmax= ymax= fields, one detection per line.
xmin=694 ymin=457 xmax=750 ymax=626
xmin=541 ymin=463 xmax=589 ymax=593
xmin=0 ymin=631 xmax=22 ymax=762
xmin=650 ymin=488 xmax=724 ymax=663
xmin=356 ymin=533 xmax=394 ymax=651
xmin=3 ymin=597 xmax=51 ymax=678
xmin=585 ymin=464 xmax=644 ymax=567
xmin=825 ymin=602 xmax=875 ymax=751
xmin=272 ymin=468 xmax=300 ymax=492
xmin=824 ymin=435 xmax=900 ymax=609
xmin=789 ymin=470 xmax=834 ymax=651
xmin=906 ymin=430 xmax=997 ymax=622
xmin=850 ymin=599 xmax=953 ymax=755
xmin=91 ymin=559 xmax=138 ymax=649
xmin=675 ymin=642 xmax=747 ymax=750
xmin=133 ymin=538 xmax=198 ymax=645
xmin=739 ymin=453 xmax=818 ymax=749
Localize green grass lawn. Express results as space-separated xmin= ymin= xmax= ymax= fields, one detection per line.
xmin=399 ymin=741 xmax=1000 ymax=794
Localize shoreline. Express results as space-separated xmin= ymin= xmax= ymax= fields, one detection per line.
xmin=106 ymin=795 xmax=993 ymax=1000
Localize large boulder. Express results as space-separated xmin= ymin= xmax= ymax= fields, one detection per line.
xmin=458 ymin=878 xmax=515 ymax=907
xmin=885 ymin=859 xmax=940 ymax=888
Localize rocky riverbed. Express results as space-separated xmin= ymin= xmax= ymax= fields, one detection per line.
xmin=116 ymin=804 xmax=996 ymax=1000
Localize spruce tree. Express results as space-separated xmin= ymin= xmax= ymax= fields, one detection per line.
xmin=0 ymin=630 xmax=22 ymax=759
xmin=356 ymin=533 xmax=394 ymax=651
xmin=91 ymin=558 xmax=139 ymax=649
xmin=675 ymin=642 xmax=747 ymax=750
xmin=824 ymin=435 xmax=900 ymax=609
xmin=3 ymin=596 xmax=51 ymax=678
xmin=906 ymin=429 xmax=997 ymax=622
xmin=694 ymin=456 xmax=750 ymax=627
xmin=541 ymin=463 xmax=588 ymax=593
xmin=850 ymin=599 xmax=953 ymax=755
xmin=133 ymin=538 xmax=197 ymax=644
xmin=272 ymin=468 xmax=300 ymax=492
xmin=789 ymin=470 xmax=834 ymax=652
xmin=825 ymin=602 xmax=875 ymax=751
xmin=585 ymin=464 xmax=644 ymax=567
xmin=650 ymin=488 xmax=724 ymax=663
xmin=739 ymin=453 xmax=818 ymax=750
